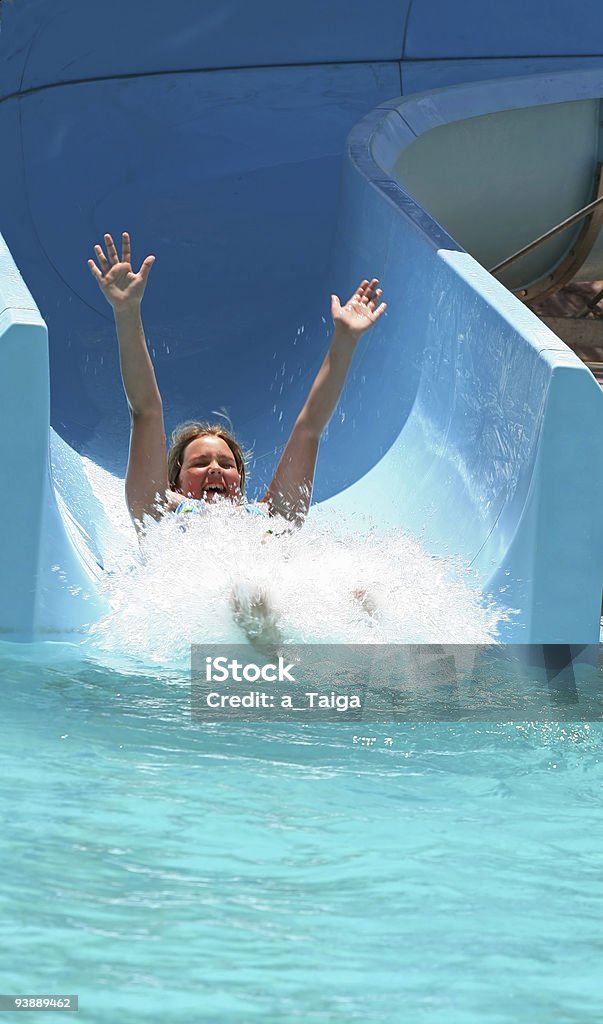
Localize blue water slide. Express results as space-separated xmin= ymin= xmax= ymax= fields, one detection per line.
xmin=1 ymin=0 xmax=603 ymax=642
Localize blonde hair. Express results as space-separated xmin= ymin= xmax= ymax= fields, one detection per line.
xmin=167 ymin=421 xmax=249 ymax=494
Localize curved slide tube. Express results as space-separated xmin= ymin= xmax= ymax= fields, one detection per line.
xmin=1 ymin=9 xmax=602 ymax=641
xmin=323 ymin=67 xmax=603 ymax=643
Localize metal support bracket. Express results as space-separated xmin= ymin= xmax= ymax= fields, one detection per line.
xmin=489 ymin=164 xmax=603 ymax=303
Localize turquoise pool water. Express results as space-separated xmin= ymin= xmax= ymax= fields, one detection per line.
xmin=2 ymin=644 xmax=602 ymax=1024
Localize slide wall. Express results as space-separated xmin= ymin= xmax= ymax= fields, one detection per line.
xmin=1 ymin=0 xmax=603 ymax=641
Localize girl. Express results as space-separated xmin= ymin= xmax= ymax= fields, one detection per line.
xmin=88 ymin=232 xmax=387 ymax=530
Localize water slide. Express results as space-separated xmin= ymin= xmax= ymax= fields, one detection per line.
xmin=1 ymin=0 xmax=603 ymax=643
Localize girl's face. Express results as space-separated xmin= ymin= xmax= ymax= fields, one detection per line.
xmin=176 ymin=435 xmax=241 ymax=502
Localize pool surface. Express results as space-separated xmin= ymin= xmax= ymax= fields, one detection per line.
xmin=2 ymin=644 xmax=603 ymax=1023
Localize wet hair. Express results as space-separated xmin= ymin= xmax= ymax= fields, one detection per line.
xmin=167 ymin=421 xmax=249 ymax=495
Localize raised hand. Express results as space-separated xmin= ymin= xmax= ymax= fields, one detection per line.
xmin=88 ymin=232 xmax=155 ymax=310
xmin=331 ymin=278 xmax=387 ymax=340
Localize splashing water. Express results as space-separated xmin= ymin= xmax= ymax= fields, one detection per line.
xmin=82 ymin=471 xmax=503 ymax=670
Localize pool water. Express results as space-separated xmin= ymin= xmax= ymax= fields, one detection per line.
xmin=2 ymin=642 xmax=603 ymax=1024
xmin=2 ymin=470 xmax=600 ymax=1022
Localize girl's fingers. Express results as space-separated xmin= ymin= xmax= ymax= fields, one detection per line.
xmin=355 ymin=279 xmax=370 ymax=300
xmin=121 ymin=231 xmax=131 ymax=265
xmin=87 ymin=259 xmax=102 ymax=282
xmin=104 ymin=233 xmax=119 ymax=265
xmin=139 ymin=255 xmax=155 ymax=279
xmin=367 ymin=288 xmax=383 ymax=312
xmin=94 ymin=244 xmax=110 ymax=272
xmin=358 ymin=278 xmax=380 ymax=305
xmin=343 ymin=279 xmax=380 ymax=307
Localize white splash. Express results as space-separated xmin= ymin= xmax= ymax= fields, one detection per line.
xmin=85 ymin=498 xmax=503 ymax=671
xmin=80 ymin=456 xmax=136 ymax=570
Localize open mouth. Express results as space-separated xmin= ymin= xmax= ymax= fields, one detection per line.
xmin=203 ymin=485 xmax=225 ymax=495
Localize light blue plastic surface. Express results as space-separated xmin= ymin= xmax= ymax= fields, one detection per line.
xmin=373 ymin=70 xmax=603 ymax=289
xmin=1 ymin=1 xmax=603 ymax=642
xmin=0 ymin=237 xmax=107 ymax=639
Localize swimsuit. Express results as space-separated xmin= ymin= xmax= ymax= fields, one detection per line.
xmin=174 ymin=499 xmax=269 ymax=517
xmin=174 ymin=498 xmax=280 ymax=535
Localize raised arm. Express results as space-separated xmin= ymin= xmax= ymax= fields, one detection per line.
xmin=88 ymin=232 xmax=168 ymax=528
xmin=263 ymin=278 xmax=386 ymax=523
